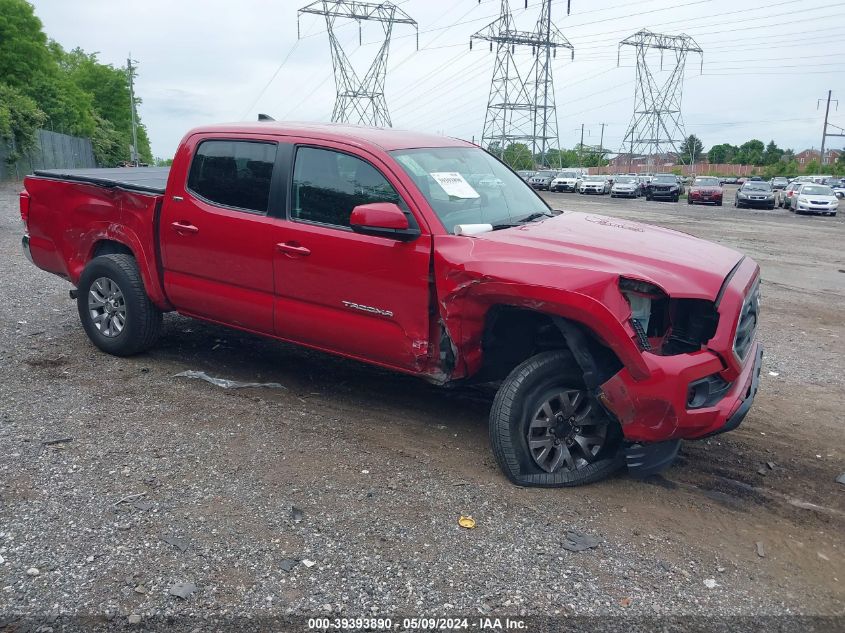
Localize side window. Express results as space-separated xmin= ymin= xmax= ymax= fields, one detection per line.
xmin=187 ymin=140 xmax=277 ymax=213
xmin=291 ymin=146 xmax=406 ymax=227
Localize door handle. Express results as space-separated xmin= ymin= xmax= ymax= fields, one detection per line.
xmin=276 ymin=242 xmax=311 ymax=257
xmin=171 ymin=221 xmax=199 ymax=235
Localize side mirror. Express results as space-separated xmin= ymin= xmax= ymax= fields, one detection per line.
xmin=350 ymin=202 xmax=420 ymax=241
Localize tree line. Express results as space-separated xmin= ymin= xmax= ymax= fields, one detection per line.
xmin=680 ymin=135 xmax=844 ymax=176
xmin=0 ymin=0 xmax=152 ymax=167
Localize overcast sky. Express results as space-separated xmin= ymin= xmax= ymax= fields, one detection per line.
xmin=30 ymin=0 xmax=845 ymax=159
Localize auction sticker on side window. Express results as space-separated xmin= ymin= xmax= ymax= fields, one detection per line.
xmin=430 ymin=172 xmax=480 ymax=199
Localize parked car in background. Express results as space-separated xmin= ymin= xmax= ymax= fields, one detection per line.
xmin=578 ymin=175 xmax=610 ymax=195
xmin=550 ymin=171 xmax=583 ymax=192
xmin=687 ymin=176 xmax=724 ymax=206
xmin=528 ymin=170 xmax=557 ymax=190
xmin=778 ymin=182 xmax=802 ymax=209
xmin=610 ymin=176 xmax=642 ymax=198
xmin=790 ymin=183 xmax=838 ymax=216
xmin=735 ymin=181 xmax=775 ymax=209
xmin=722 ymin=177 xmax=738 ymax=185
xmin=516 ymin=170 xmax=536 ymax=183
xmin=736 ymin=178 xmax=747 ymax=186
xmin=644 ymin=174 xmax=681 ymax=202
xmin=771 ymin=177 xmax=789 ymax=190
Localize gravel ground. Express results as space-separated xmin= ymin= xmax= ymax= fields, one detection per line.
xmin=1 ymin=180 xmax=843 ymax=631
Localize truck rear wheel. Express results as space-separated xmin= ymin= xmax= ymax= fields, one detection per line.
xmin=77 ymin=254 xmax=162 ymax=356
xmin=489 ymin=350 xmax=624 ymax=487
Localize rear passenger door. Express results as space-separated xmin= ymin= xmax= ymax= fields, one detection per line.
xmin=272 ymin=143 xmax=433 ymax=371
xmin=160 ymin=137 xmax=285 ymax=334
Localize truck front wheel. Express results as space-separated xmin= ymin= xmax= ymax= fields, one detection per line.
xmin=489 ymin=350 xmax=624 ymax=487
xmin=77 ymin=254 xmax=162 ymax=356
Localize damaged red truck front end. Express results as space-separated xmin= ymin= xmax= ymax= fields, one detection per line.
xmin=20 ymin=123 xmax=762 ymax=486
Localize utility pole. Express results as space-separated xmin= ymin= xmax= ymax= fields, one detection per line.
xmin=578 ymin=123 xmax=584 ymax=168
xmin=298 ymin=1 xmax=417 ymax=127
xmin=127 ymin=55 xmax=139 ymax=166
xmin=817 ymin=90 xmax=841 ymax=166
xmin=598 ymin=122 xmax=606 ymax=165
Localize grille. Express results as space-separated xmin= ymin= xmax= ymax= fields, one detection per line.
xmin=733 ymin=279 xmax=760 ymax=363
xmin=810 ymin=200 xmax=827 ymax=205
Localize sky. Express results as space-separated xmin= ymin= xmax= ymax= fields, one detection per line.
xmin=30 ymin=0 xmax=845 ymax=159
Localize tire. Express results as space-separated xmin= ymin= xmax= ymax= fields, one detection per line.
xmin=716 ymin=200 xmax=723 ymax=207
xmin=77 ymin=254 xmax=162 ymax=357
xmin=767 ymin=204 xmax=775 ymax=210
xmin=489 ymin=350 xmax=625 ymax=487
xmin=673 ymin=195 xmax=679 ymax=202
xmin=687 ymin=197 xmax=693 ymax=205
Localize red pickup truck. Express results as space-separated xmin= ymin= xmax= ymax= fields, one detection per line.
xmin=20 ymin=122 xmax=763 ymax=486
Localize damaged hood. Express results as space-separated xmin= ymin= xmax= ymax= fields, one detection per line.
xmin=467 ymin=212 xmax=744 ymax=299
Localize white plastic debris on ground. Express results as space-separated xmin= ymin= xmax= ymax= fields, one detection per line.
xmin=174 ymin=370 xmax=285 ymax=389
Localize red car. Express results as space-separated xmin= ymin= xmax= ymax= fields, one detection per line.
xmin=687 ymin=176 xmax=724 ymax=206
xmin=20 ymin=122 xmax=762 ymax=486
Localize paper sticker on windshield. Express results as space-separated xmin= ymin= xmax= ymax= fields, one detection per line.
xmin=430 ymin=172 xmax=480 ymax=199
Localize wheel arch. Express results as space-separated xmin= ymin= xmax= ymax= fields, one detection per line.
xmin=476 ymin=303 xmax=627 ymax=387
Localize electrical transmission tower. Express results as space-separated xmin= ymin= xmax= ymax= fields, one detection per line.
xmin=298 ymin=1 xmax=417 ymax=127
xmin=471 ymin=0 xmax=573 ymax=168
xmin=618 ymin=30 xmax=702 ymax=171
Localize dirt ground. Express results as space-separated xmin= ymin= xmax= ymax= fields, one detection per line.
xmin=1 ymin=180 xmax=843 ymax=628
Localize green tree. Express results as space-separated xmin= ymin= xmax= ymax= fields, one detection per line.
xmin=804 ymin=159 xmax=820 ymax=174
xmin=0 ymin=82 xmax=47 ymax=163
xmin=679 ymin=134 xmax=704 ymax=163
xmin=782 ymin=148 xmax=795 ymax=162
xmin=0 ymin=0 xmax=153 ymax=163
xmin=707 ymin=143 xmax=737 ymax=164
xmin=734 ymin=139 xmax=765 ymax=165
xmin=762 ymin=140 xmax=783 ymax=165
xmin=502 ymin=143 xmax=534 ymax=170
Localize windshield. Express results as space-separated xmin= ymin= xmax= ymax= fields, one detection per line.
xmin=800 ymin=185 xmax=833 ymax=196
xmin=693 ymin=177 xmax=720 ymax=186
xmin=615 ymin=177 xmax=637 ymax=184
xmin=557 ymin=172 xmax=578 ymax=178
xmin=535 ymin=171 xmax=555 ymax=178
xmin=390 ymin=147 xmax=551 ymax=233
xmin=584 ymin=176 xmax=605 ymax=182
xmin=653 ymin=176 xmax=676 ymax=183
xmin=743 ymin=182 xmax=772 ymax=191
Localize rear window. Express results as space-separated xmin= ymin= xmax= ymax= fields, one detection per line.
xmin=187 ymin=140 xmax=277 ymax=213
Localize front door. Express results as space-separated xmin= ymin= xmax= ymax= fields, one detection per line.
xmin=160 ymin=137 xmax=284 ymax=334
xmin=272 ymin=144 xmax=433 ymax=372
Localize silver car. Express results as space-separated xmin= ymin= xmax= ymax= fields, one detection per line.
xmin=610 ymin=176 xmax=641 ymax=198
xmin=579 ymin=176 xmax=610 ymax=195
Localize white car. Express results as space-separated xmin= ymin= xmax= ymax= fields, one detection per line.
xmin=579 ymin=176 xmax=610 ymax=195
xmin=791 ymin=183 xmax=838 ymax=216
xmin=549 ymin=171 xmax=582 ymax=192
xmin=610 ymin=176 xmax=641 ymax=198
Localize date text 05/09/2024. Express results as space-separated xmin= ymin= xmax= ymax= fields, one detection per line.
xmin=307 ymin=617 xmax=527 ymax=630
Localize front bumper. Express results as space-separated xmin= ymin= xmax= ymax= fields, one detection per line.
xmin=648 ymin=189 xmax=678 ymax=199
xmin=689 ymin=192 xmax=723 ymax=203
xmin=796 ymin=203 xmax=838 ymax=213
xmin=22 ymin=234 xmax=33 ymax=264
xmin=612 ymin=189 xmax=637 ymax=197
xmin=600 ymin=341 xmax=763 ymax=443
xmin=738 ymin=197 xmax=775 ymax=207
xmin=581 ymin=187 xmax=604 ymax=194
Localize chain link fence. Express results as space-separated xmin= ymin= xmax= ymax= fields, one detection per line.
xmin=0 ymin=129 xmax=96 ymax=180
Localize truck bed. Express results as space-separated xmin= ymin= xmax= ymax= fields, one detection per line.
xmin=32 ymin=167 xmax=170 ymax=194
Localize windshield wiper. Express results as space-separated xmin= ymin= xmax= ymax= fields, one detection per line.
xmin=491 ymin=212 xmax=553 ymax=230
